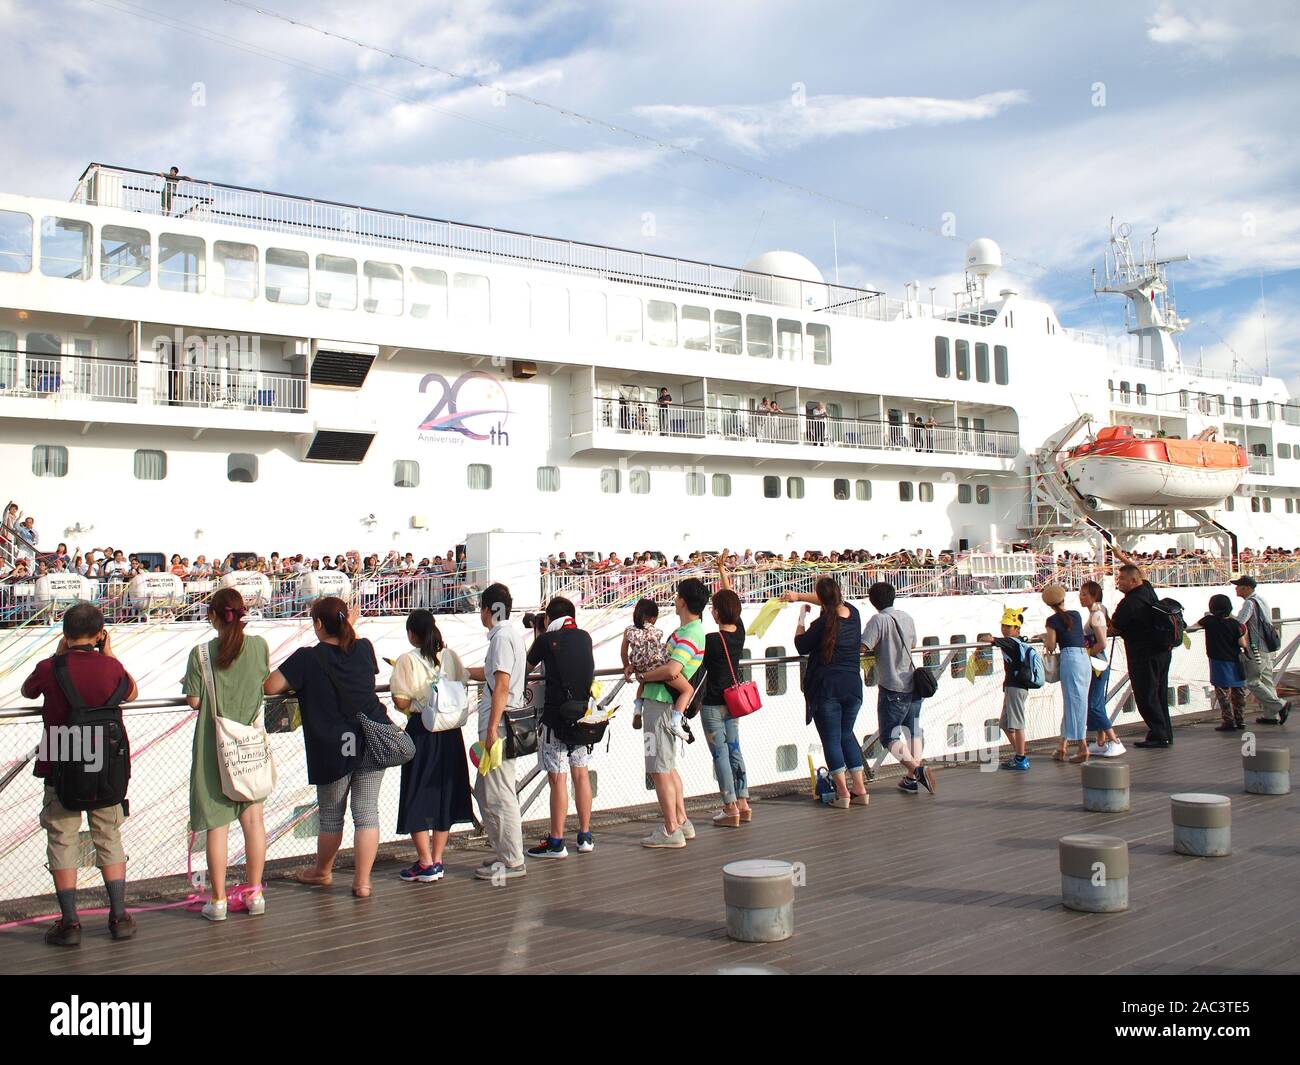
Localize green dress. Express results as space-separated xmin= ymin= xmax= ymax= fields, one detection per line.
xmin=183 ymin=635 xmax=271 ymax=831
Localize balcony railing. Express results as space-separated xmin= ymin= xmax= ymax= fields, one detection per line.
xmin=1248 ymin=455 xmax=1275 ymax=476
xmin=72 ymin=163 xmax=888 ymax=320
xmin=0 ymin=351 xmax=136 ymax=403
xmin=146 ymin=364 xmax=307 ymax=413
xmin=593 ymin=397 xmax=1019 ymax=459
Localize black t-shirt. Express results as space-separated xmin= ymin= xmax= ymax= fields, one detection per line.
xmin=1199 ymin=615 xmax=1244 ymax=663
xmin=1113 ymin=581 xmax=1160 ymax=656
xmin=702 ymin=620 xmax=746 ymax=705
xmin=526 ymin=624 xmax=595 ymax=726
xmin=279 ymin=639 xmax=382 ymax=784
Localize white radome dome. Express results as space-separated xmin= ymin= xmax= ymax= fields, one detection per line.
xmin=965 ymin=237 xmax=1002 ymax=277
xmin=739 ymin=250 xmax=828 ymax=309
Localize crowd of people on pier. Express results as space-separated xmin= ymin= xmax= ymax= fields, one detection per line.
xmin=17 ymin=546 xmax=1293 ymax=946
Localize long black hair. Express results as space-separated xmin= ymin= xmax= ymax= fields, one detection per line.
xmin=406 ymin=608 xmax=443 ymax=665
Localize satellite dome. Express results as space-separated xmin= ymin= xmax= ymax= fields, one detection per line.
xmin=965 ymin=238 xmax=1002 ymax=278
xmin=738 ymin=250 xmax=828 ymax=309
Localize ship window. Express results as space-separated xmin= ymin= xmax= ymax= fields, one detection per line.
xmin=765 ymin=647 xmax=788 ymax=696
xmin=532 ymin=283 xmax=568 ymax=335
xmin=1136 ymin=383 xmax=1148 ymax=406
xmin=934 ymin=337 xmax=950 ymax=378
xmin=0 ymin=331 xmax=13 ymax=388
xmin=1287 ymin=498 xmax=1294 ymax=514
xmin=777 ymin=319 xmax=802 ymax=360
xmin=715 ymin=310 xmax=742 ymax=354
xmin=32 ymin=444 xmax=68 ymax=478
xmin=1280 ymin=444 xmax=1292 ymax=460
xmin=994 ymin=344 xmax=1009 ymax=384
xmin=265 ymin=248 xmax=309 ymax=305
xmin=600 ymin=468 xmax=620 ymax=494
xmin=1263 ymin=496 xmax=1273 ymax=513
xmin=1225 ymin=496 xmax=1234 ymax=512
xmin=467 ymin=463 xmax=492 ymax=491
xmin=1219 ymin=395 xmax=1228 ymax=415
xmin=746 ymin=315 xmax=773 ymax=358
xmin=1179 ymin=389 xmax=1189 ymax=409
xmin=1250 ymin=496 xmax=1260 ymax=513
xmin=833 ymin=478 xmax=850 ymax=500
xmin=629 ymin=469 xmax=651 ymax=494
xmin=407 ymin=267 xmax=448 ymax=319
xmin=227 ymin=453 xmax=258 ymax=483
xmin=786 ymin=476 xmax=805 ymax=499
xmin=364 ymin=261 xmax=403 ymax=315
xmin=608 ymin=294 xmax=642 ymax=343
xmin=453 ymin=273 xmax=490 ymax=324
xmin=1250 ymin=399 xmax=1260 ymax=419
xmin=955 ymin=339 xmax=970 ymax=381
xmin=646 ymin=301 xmax=677 ymax=347
xmin=899 ymin=481 xmax=913 ymax=502
xmin=1120 ymin=381 xmax=1131 ymax=402
xmin=682 ymin=306 xmax=710 ymax=351
xmin=0 ymin=210 xmax=33 ymax=273
xmin=1267 ymin=401 xmax=1276 ymax=421
xmin=686 ymin=472 xmax=705 ymax=496
xmin=100 ymin=225 xmax=150 ymax=287
xmin=536 ymin=466 xmax=560 ymax=492
xmin=133 ymin=449 xmax=166 ymax=481
xmin=712 ymin=473 xmax=732 ymax=497
xmin=40 ymin=217 xmax=91 ymax=281
xmin=855 ymin=479 xmax=871 ymax=501
xmin=158 ymin=232 xmax=205 ymax=293
xmin=975 ymin=343 xmax=990 ymax=383
xmin=571 ymin=289 xmax=606 ymax=338
xmin=1286 ymin=404 xmax=1300 ymax=426
xmin=959 ymin=484 xmax=972 ymax=504
xmin=763 ymin=475 xmax=781 ymax=499
xmin=393 ymin=460 xmax=420 ymax=488
xmin=807 ymin=323 xmax=831 ymax=365
xmin=209 ymin=240 xmax=257 ymax=300
xmin=977 ymin=485 xmax=991 ymax=504
xmin=315 ymin=254 xmax=356 ymax=310
xmin=1233 ymin=397 xmax=1243 ymax=416
xmin=919 ymin=482 xmax=934 ymax=502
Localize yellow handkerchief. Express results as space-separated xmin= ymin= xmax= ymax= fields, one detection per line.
xmin=965 ymin=654 xmax=980 ymax=685
xmin=748 ymin=598 xmax=786 ymax=640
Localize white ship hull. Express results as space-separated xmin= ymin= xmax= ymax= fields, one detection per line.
xmin=1065 ymin=456 xmax=1245 ymax=510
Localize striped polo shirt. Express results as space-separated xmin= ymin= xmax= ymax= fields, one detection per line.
xmin=642 ymin=618 xmax=704 ymax=704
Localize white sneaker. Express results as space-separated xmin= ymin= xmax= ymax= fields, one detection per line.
xmin=641 ymin=825 xmax=686 ymax=849
xmin=1101 ymin=740 xmax=1126 ymax=758
xmin=201 ymin=899 xmax=228 ymax=922
xmin=245 ymin=890 xmax=265 ymax=916
xmin=1088 ymin=741 xmax=1106 ymax=756
xmin=680 ymin=818 xmax=696 ymax=840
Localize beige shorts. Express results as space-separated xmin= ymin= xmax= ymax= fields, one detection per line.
xmin=39 ymin=784 xmax=127 ymax=871
xmin=641 ymin=698 xmax=680 ymax=775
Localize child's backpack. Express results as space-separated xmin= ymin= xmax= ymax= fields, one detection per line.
xmin=1012 ymin=640 xmax=1046 ymax=689
xmin=1150 ymin=597 xmax=1186 ymax=652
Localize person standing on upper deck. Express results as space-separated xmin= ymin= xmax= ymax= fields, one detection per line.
xmin=160 ymin=166 xmax=191 ymax=215
xmin=1232 ymin=575 xmax=1291 ymax=725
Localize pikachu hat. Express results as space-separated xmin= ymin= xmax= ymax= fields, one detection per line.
xmin=1000 ymin=606 xmax=1026 ymax=629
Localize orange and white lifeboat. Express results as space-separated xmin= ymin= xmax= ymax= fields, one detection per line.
xmin=1063 ymin=425 xmax=1247 ymax=510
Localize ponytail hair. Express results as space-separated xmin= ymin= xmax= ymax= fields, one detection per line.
xmin=311 ymin=595 xmax=356 ymax=653
xmin=815 ymin=576 xmax=844 ymax=664
xmin=406 ymin=608 xmax=443 ymax=665
xmin=633 ymin=597 xmax=659 ymax=630
xmin=209 ymin=587 xmax=247 ymax=669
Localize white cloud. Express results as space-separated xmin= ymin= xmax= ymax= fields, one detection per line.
xmin=1146 ymin=1 xmax=1300 ymax=59
xmin=634 ymin=90 xmax=1029 ymax=156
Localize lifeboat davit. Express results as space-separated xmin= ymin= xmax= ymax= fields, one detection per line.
xmin=1063 ymin=425 xmax=1247 ymax=510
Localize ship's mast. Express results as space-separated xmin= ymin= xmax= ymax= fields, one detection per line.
xmin=1094 ymin=218 xmax=1190 ymax=370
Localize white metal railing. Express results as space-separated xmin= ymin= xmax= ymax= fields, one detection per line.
xmin=0 ymin=352 xmax=136 ymax=403
xmin=1107 ymin=348 xmax=1264 ymax=386
xmin=148 ymin=365 xmax=307 ymax=413
xmin=72 ymin=163 xmax=885 ymax=320
xmin=592 ymin=398 xmax=1019 ymax=458
xmin=1248 ymin=455 xmax=1275 ymax=476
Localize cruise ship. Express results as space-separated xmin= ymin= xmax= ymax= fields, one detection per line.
xmin=0 ymin=163 xmax=1296 ymax=905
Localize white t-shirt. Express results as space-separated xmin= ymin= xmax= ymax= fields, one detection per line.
xmin=479 ymin=621 xmax=527 ymax=740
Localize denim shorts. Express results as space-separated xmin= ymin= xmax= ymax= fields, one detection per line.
xmin=877 ymin=686 xmax=922 ymax=745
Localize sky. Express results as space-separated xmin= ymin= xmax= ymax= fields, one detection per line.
xmin=1 ymin=0 xmax=1298 ymax=385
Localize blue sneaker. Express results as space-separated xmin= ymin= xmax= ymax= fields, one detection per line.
xmin=576 ymin=832 xmax=594 ymax=853
xmin=526 ymin=837 xmax=568 ymax=859
xmin=399 ymin=862 xmax=444 ymax=882
xmin=897 ymin=777 xmax=919 ymax=794
xmin=1000 ymin=755 xmax=1030 ymax=772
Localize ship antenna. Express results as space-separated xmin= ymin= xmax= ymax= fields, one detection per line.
xmin=1260 ymin=270 xmax=1271 ymax=376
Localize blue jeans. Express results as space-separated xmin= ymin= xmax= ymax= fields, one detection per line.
xmin=700 ymin=704 xmax=748 ymax=804
xmin=1086 ymin=663 xmax=1112 ymax=732
xmin=877 ymin=686 xmax=922 ymax=748
xmin=811 ymin=695 xmax=864 ymax=774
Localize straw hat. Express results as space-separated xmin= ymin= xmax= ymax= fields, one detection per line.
xmin=1040 ymin=585 xmax=1066 ymax=607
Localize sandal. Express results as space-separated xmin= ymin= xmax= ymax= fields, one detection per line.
xmin=850 ymin=792 xmax=869 ymax=806
xmin=738 ymin=807 xmax=753 ymax=823
xmin=294 ymin=867 xmax=333 ymax=887
xmin=712 ymin=810 xmax=741 ymax=828
xmin=1052 ymin=748 xmax=1068 ymax=763
xmin=352 ymin=884 xmax=372 ymax=899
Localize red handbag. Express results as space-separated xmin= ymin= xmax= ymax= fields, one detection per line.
xmin=718 ymin=630 xmax=762 ymax=718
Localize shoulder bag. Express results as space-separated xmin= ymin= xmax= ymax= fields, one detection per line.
xmin=199 ymin=642 xmax=277 ymax=802
xmin=315 ymin=644 xmax=414 ymax=770
xmin=887 ymin=613 xmax=936 ymax=699
xmin=717 ymin=631 xmax=762 ymax=718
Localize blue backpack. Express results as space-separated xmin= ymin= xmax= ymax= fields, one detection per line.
xmin=1010 ymin=640 xmax=1046 ymax=689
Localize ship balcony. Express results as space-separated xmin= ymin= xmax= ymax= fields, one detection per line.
xmin=1247 ymin=454 xmax=1275 ymax=477
xmin=572 ymin=395 xmax=1019 ymax=468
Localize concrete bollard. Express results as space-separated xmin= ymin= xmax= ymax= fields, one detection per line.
xmin=1058 ymin=834 xmax=1129 ymax=913
xmin=1244 ymin=747 xmax=1292 ymax=795
xmin=722 ymin=859 xmax=795 ymax=943
xmin=1081 ymin=761 xmax=1130 ymax=812
xmin=1170 ymin=793 xmax=1231 ymax=857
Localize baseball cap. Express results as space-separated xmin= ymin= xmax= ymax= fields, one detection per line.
xmin=1231 ymin=575 xmax=1257 ymax=588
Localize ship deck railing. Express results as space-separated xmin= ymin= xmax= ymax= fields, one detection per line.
xmin=69 ymin=163 xmax=890 ymax=321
